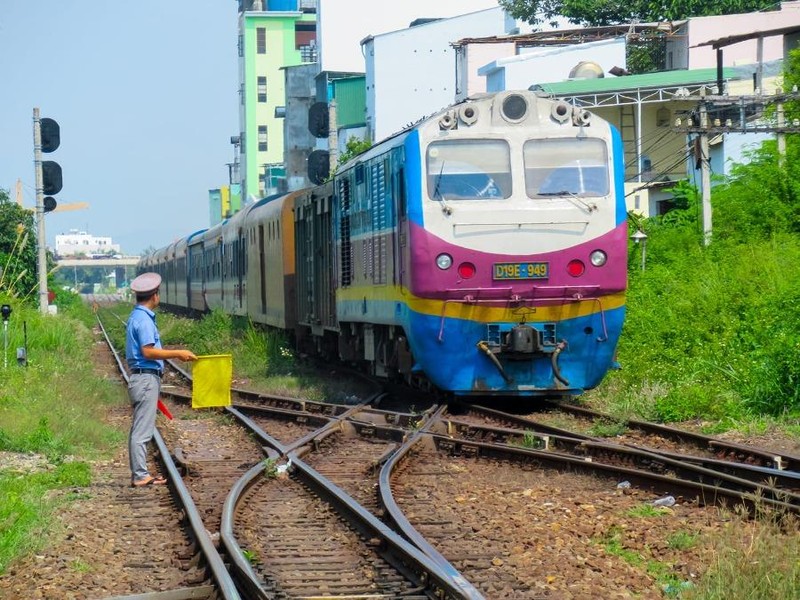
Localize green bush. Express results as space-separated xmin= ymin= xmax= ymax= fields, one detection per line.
xmin=602 ymin=133 xmax=800 ymax=423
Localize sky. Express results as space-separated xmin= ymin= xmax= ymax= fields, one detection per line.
xmin=0 ymin=1 xmax=239 ymax=255
xmin=0 ymin=0 xmax=502 ymax=256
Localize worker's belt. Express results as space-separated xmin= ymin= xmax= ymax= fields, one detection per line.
xmin=130 ymin=368 xmax=162 ymax=378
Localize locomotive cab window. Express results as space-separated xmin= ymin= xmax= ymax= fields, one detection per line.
xmin=426 ymin=140 xmax=511 ymax=200
xmin=524 ymin=138 xmax=609 ymax=198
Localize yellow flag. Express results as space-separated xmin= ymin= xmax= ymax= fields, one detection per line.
xmin=192 ymin=354 xmax=233 ymax=408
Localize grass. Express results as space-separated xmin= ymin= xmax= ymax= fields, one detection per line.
xmin=594 ymin=522 xmax=690 ymax=596
xmin=241 ymin=548 xmax=258 ymax=564
xmin=667 ymin=531 xmax=699 ymax=551
xmin=625 ymin=503 xmax=670 ymax=518
xmin=0 ymin=295 xmax=125 ymax=575
xmin=0 ymin=462 xmax=92 ymax=572
xmin=69 ymin=558 xmax=92 ymax=573
xmin=262 ymin=457 xmax=278 ymax=479
xmin=510 ymin=430 xmax=546 ymax=449
xmin=684 ymin=511 xmax=800 ymax=599
xmin=587 ymin=417 xmax=627 ymax=438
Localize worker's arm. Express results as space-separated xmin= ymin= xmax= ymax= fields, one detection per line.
xmin=142 ymin=345 xmax=197 ymax=362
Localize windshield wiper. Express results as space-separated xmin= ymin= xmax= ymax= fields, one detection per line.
xmin=432 ymin=162 xmax=453 ymax=215
xmin=539 ymin=190 xmax=597 ymax=213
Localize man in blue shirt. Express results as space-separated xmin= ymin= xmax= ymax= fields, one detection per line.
xmin=126 ymin=272 xmax=197 ymax=487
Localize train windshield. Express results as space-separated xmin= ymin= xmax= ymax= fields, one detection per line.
xmin=426 ymin=140 xmax=512 ymax=200
xmin=523 ymin=138 xmax=609 ymax=198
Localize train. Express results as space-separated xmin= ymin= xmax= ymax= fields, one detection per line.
xmin=139 ymin=89 xmax=627 ymax=399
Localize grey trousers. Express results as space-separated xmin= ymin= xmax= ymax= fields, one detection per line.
xmin=128 ymin=373 xmax=160 ymax=482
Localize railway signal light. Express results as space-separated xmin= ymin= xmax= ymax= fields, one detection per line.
xmin=40 ymin=118 xmax=60 ymax=153
xmin=38 ymin=117 xmax=62 ymax=211
xmin=308 ymin=102 xmax=329 ymax=138
xmin=43 ymin=196 xmax=58 ymax=213
xmin=42 ymin=161 xmax=62 ymax=196
xmin=307 ymin=149 xmax=330 ymax=185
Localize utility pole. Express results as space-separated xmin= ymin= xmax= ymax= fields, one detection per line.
xmin=673 ymin=90 xmax=800 ymax=247
xmin=32 ymin=108 xmax=49 ymax=315
xmin=699 ymin=98 xmax=712 ymax=246
xmin=777 ymin=100 xmax=786 ymax=166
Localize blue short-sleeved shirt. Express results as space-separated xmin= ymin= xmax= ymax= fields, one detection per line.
xmin=126 ymin=305 xmax=164 ymax=371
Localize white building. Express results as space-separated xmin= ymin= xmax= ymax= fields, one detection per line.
xmin=317 ymin=0 xmax=501 ymax=73
xmin=362 ymin=7 xmax=526 ymax=142
xmin=55 ymin=230 xmax=121 ymax=258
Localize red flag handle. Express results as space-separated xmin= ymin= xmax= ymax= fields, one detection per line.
xmin=157 ymin=398 xmax=173 ymax=420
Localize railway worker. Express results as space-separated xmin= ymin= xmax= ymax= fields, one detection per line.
xmin=126 ymin=272 xmax=197 ymax=487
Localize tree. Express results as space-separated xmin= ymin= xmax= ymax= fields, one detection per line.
xmin=499 ymin=0 xmax=778 ymax=27
xmin=337 ymin=137 xmax=372 ymax=168
xmin=0 ymin=189 xmax=38 ymax=300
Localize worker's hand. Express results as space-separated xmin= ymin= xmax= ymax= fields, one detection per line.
xmin=176 ymin=350 xmax=198 ymax=362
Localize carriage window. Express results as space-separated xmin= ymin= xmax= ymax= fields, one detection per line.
xmin=426 ymin=139 xmax=511 ymax=200
xmin=524 ymin=138 xmax=609 ymax=198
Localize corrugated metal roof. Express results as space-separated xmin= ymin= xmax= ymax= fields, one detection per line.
xmin=694 ymin=24 xmax=800 ymax=48
xmin=454 ymin=22 xmax=686 ymax=47
xmin=531 ymin=67 xmax=739 ymax=95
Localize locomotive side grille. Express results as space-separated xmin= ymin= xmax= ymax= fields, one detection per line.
xmin=371 ymin=160 xmax=388 ymax=285
xmin=338 ymin=178 xmax=352 ymax=287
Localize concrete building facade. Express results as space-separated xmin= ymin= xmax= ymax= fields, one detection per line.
xmin=236 ymin=0 xmax=317 ymax=201
xmin=362 ymin=7 xmax=519 ymax=143
xmin=55 ymin=230 xmax=121 ymax=258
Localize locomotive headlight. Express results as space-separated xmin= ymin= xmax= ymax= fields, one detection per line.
xmin=436 ymin=253 xmax=453 ymax=270
xmin=590 ymin=250 xmax=607 ymax=267
xmin=501 ymin=93 xmax=528 ymax=122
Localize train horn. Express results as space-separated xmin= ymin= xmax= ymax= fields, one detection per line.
xmin=439 ymin=112 xmax=457 ymax=130
xmin=459 ymin=104 xmax=479 ymax=125
xmin=551 ymin=101 xmax=571 ymax=124
xmin=572 ymin=108 xmax=592 ymax=127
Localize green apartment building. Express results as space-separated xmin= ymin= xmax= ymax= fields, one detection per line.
xmin=237 ymin=0 xmax=316 ymax=200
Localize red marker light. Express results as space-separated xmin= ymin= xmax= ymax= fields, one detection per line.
xmin=458 ymin=262 xmax=476 ymax=279
xmin=567 ymin=259 xmax=585 ymax=277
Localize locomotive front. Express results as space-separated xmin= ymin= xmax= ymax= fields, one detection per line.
xmin=402 ymin=90 xmax=627 ymax=397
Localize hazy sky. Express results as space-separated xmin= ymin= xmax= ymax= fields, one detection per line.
xmin=0 ymin=1 xmax=239 ymax=255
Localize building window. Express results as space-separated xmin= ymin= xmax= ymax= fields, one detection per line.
xmin=258 ymin=126 xmax=268 ymax=152
xmin=238 ymin=34 xmax=244 ymax=58
xmin=257 ymin=77 xmax=267 ymax=103
xmin=257 ymin=27 xmax=266 ymax=54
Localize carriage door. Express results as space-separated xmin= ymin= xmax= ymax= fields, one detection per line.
xmin=258 ymin=224 xmax=266 ymax=315
xmin=218 ymin=238 xmax=224 ymax=303
xmin=237 ymin=228 xmax=245 ymax=309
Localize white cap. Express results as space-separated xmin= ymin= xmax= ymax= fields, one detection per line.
xmin=130 ymin=272 xmax=161 ymax=294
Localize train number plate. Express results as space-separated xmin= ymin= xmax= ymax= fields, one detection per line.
xmin=493 ymin=262 xmax=549 ymax=280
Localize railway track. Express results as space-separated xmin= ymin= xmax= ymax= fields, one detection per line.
xmin=536 ymin=399 xmax=800 ymax=472
xmin=86 ymin=308 xmax=800 ymax=599
xmin=96 ymin=311 xmax=475 ymax=599
xmin=446 ymin=404 xmax=800 ymax=497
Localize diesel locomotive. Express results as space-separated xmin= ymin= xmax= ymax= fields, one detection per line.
xmin=139 ymin=90 xmax=628 ymax=398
